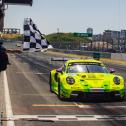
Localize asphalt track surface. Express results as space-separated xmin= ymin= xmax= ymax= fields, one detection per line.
xmin=0 ymin=52 xmax=126 ymax=126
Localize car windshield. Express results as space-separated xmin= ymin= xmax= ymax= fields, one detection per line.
xmin=67 ymin=63 xmax=108 ymax=73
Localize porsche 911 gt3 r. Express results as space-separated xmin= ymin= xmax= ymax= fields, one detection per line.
xmin=49 ymin=58 xmax=125 ymax=100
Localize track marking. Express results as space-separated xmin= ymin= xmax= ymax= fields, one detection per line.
xmin=3 ymin=71 xmax=15 ymax=126
xmin=32 ymin=104 xmax=95 ymax=107
xmin=74 ymin=102 xmax=126 ymax=109
xmin=78 ymin=105 xmax=126 ymax=109
xmin=32 ymin=103 xmax=126 ymax=109
xmin=15 ymin=72 xmax=49 ymax=75
xmin=35 ymin=73 xmax=49 ymax=75
xmin=74 ymin=102 xmax=95 ymax=108
xmin=6 ymin=115 xmax=126 ymax=121
xmin=32 ymin=104 xmax=78 ymax=107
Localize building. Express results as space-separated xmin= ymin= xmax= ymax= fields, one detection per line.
xmin=111 ymin=31 xmax=120 ymax=39
xmin=92 ymin=29 xmax=126 ymax=52
xmin=92 ymin=34 xmax=103 ymax=41
xmin=87 ymin=28 xmax=93 ymax=35
xmin=102 ymin=30 xmax=120 ymax=43
xmin=102 ymin=30 xmax=112 ymax=42
xmin=120 ymin=30 xmax=126 ymax=39
xmin=2 ymin=28 xmax=20 ymax=34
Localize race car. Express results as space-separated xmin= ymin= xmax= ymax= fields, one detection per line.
xmin=49 ymin=58 xmax=125 ymax=100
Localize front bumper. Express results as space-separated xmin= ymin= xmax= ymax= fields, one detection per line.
xmin=70 ymin=91 xmax=123 ymax=99
xmin=60 ymin=87 xmax=124 ymax=99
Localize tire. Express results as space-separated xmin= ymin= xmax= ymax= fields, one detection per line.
xmin=58 ymin=80 xmax=64 ymax=100
xmin=49 ymin=74 xmax=53 ymax=93
xmin=119 ymin=96 xmax=125 ymax=101
xmin=115 ymin=96 xmax=125 ymax=102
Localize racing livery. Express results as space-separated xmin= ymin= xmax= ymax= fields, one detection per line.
xmin=49 ymin=58 xmax=125 ymax=100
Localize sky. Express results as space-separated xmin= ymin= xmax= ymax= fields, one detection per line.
xmin=4 ymin=0 xmax=126 ymax=34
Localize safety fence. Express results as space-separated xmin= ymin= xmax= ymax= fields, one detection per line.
xmin=51 ymin=49 xmax=111 ymax=58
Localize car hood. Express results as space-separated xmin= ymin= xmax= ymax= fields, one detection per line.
xmin=67 ymin=73 xmax=112 ymax=79
xmin=65 ymin=73 xmax=118 ymax=88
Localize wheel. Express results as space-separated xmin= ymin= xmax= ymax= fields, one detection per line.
xmin=49 ymin=73 xmax=53 ymax=93
xmin=119 ymin=96 xmax=125 ymax=101
xmin=58 ymin=80 xmax=65 ymax=100
xmin=58 ymin=80 xmax=61 ymax=99
xmin=115 ymin=96 xmax=125 ymax=102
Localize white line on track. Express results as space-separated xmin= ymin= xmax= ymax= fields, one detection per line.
xmin=11 ymin=114 xmax=126 ymax=121
xmin=3 ymin=71 xmax=15 ymax=126
xmin=78 ymin=105 xmax=126 ymax=109
xmin=15 ymin=72 xmax=49 ymax=75
xmin=35 ymin=73 xmax=49 ymax=75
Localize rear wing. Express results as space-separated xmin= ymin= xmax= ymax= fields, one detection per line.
xmin=50 ymin=57 xmax=94 ymax=62
xmin=51 ymin=57 xmax=71 ymax=61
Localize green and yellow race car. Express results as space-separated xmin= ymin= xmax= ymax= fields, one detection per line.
xmin=49 ymin=58 xmax=125 ymax=100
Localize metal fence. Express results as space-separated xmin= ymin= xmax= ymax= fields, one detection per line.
xmin=51 ymin=40 xmax=126 ymax=53
xmin=52 ymin=49 xmax=111 ymax=59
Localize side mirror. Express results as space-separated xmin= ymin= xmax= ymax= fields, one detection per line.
xmin=109 ymin=68 xmax=115 ymax=73
xmin=56 ymin=68 xmax=63 ymax=73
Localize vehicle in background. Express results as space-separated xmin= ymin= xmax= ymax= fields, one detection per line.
xmin=16 ymin=43 xmax=21 ymax=47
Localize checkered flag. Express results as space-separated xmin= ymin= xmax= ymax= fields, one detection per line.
xmin=23 ymin=18 xmax=53 ymax=51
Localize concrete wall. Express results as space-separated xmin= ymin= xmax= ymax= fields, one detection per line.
xmin=111 ymin=53 xmax=126 ymax=60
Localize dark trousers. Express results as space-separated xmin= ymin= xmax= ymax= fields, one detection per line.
xmin=0 ymin=52 xmax=9 ymax=71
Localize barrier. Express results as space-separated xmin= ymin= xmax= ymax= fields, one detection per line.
xmin=51 ymin=49 xmax=111 ymax=59
xmin=111 ymin=53 xmax=126 ymax=60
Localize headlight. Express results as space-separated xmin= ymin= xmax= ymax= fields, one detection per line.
xmin=66 ymin=77 xmax=75 ymax=85
xmin=113 ymin=77 xmax=120 ymax=85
